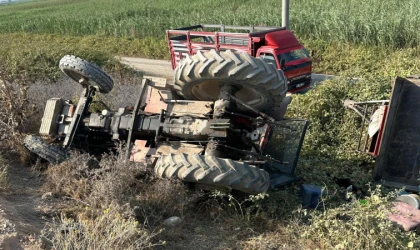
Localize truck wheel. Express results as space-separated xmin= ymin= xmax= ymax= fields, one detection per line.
xmin=24 ymin=135 xmax=68 ymax=164
xmin=154 ymin=153 xmax=270 ymax=194
xmin=59 ymin=55 xmax=114 ymax=94
xmin=174 ymin=49 xmax=287 ymax=112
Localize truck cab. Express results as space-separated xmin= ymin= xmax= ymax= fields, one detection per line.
xmin=257 ymin=30 xmax=312 ymax=93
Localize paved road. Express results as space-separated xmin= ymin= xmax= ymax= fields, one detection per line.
xmin=119 ymin=57 xmax=174 ymax=81
xmin=118 ymin=57 xmax=334 ymax=86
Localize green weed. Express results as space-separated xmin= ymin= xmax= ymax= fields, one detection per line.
xmin=0 ymin=33 xmax=167 ymax=81
xmin=296 ymin=186 xmax=420 ymax=249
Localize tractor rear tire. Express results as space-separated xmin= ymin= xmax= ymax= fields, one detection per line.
xmin=24 ymin=135 xmax=68 ymax=164
xmin=174 ymin=49 xmax=287 ymax=112
xmin=59 ymin=55 xmax=114 ymax=94
xmin=154 ymin=153 xmax=270 ymax=194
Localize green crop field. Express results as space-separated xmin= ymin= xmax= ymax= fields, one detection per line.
xmin=1 ymin=0 xmax=420 ymax=249
xmin=0 ymin=0 xmax=419 ymax=81
xmin=0 ymin=0 xmax=420 ymax=47
xmin=1 ymin=0 xmax=420 ymax=48
xmin=0 ymin=0 xmax=420 ymax=81
xmin=0 ymin=0 xmax=420 ymax=80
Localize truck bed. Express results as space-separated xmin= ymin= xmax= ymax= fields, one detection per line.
xmin=166 ymin=24 xmax=286 ymax=70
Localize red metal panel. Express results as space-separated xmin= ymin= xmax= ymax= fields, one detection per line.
xmin=130 ymin=140 xmax=156 ymax=162
xmin=215 ymin=32 xmax=219 ymax=52
xmin=283 ymin=65 xmax=312 ymax=79
xmin=166 ymin=30 xmax=176 ymax=70
xmin=248 ymin=34 xmax=253 ymax=56
xmin=144 ymin=87 xmax=168 ymax=114
xmin=373 ymin=105 xmax=388 ymax=156
xmin=167 ymin=29 xmax=254 ymax=63
xmin=187 ymin=32 xmax=192 ymax=54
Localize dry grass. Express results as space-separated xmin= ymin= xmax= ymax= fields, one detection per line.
xmin=40 ymin=150 xmax=161 ymax=248
xmin=41 ymin=152 xmax=98 ymax=201
xmin=132 ymin=179 xmax=199 ymax=227
xmin=0 ymin=68 xmax=39 ymax=162
xmin=40 ymin=149 xmax=259 ymax=249
xmin=41 ymin=150 xmax=147 ymax=207
xmin=0 ymin=156 xmax=9 ymax=190
xmin=40 ymin=149 xmax=195 ymax=248
xmin=41 ymin=202 xmax=157 ymax=250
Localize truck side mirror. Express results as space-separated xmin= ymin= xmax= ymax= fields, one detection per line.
xmin=280 ymin=59 xmax=286 ymax=69
xmin=310 ymin=50 xmax=315 ymax=57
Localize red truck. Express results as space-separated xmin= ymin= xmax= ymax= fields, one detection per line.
xmin=166 ymin=24 xmax=312 ymax=94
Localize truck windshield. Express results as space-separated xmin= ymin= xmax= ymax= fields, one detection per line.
xmin=277 ymin=49 xmax=309 ymax=64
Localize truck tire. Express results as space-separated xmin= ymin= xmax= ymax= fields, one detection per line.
xmin=174 ymin=49 xmax=287 ymax=112
xmin=24 ymin=135 xmax=68 ymax=164
xmin=154 ymin=153 xmax=270 ymax=194
xmin=59 ymin=55 xmax=114 ymax=94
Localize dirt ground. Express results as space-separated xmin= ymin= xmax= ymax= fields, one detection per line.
xmin=118 ymin=57 xmax=174 ymax=82
xmin=0 ymin=163 xmax=44 ymax=249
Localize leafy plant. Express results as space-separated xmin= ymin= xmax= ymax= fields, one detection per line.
xmin=297 ymin=186 xmax=420 ymax=250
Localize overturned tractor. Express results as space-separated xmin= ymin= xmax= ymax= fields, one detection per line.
xmin=25 ymin=53 xmax=308 ymax=194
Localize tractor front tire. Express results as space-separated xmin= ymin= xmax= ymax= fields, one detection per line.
xmin=174 ymin=49 xmax=287 ymax=112
xmin=154 ymin=153 xmax=270 ymax=194
xmin=59 ymin=55 xmax=114 ymax=94
xmin=24 ymin=135 xmax=68 ymax=164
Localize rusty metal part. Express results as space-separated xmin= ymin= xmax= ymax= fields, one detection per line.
xmin=343 ymin=99 xmax=389 ymax=123
xmin=166 ymin=101 xmax=213 ymax=118
xmin=143 ymin=76 xmax=167 ymax=89
xmin=130 ymin=140 xmax=156 ymax=163
xmin=343 ymin=99 xmax=390 ymax=155
xmin=144 ymin=85 xmax=171 ymax=114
